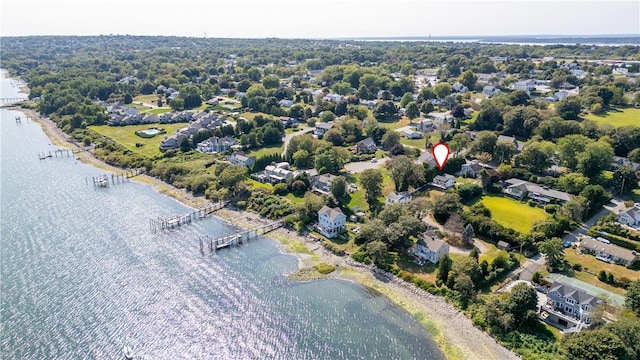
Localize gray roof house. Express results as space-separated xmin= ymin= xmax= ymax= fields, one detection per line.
xmin=618 ymin=203 xmax=640 ymax=228
xmin=579 ymin=237 xmax=638 ymax=267
xmin=412 ymin=232 xmax=449 ymax=264
xmin=227 ymin=151 xmax=256 ymax=168
xmin=431 ymin=174 xmax=456 ymax=190
xmin=385 ymin=191 xmax=413 ymax=206
xmin=503 ymin=178 xmax=572 ymax=204
xmin=544 ymin=282 xmax=604 ymax=329
xmin=458 ymin=160 xmax=484 ymax=178
xmin=355 ymin=137 xmax=377 ymax=154
xmin=314 ymin=122 xmax=333 ymax=138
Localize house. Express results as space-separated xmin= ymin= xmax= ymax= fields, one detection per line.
xmin=503 ymin=178 xmax=573 ymax=204
xmin=415 ymin=119 xmax=436 ymax=133
xmin=482 ymin=86 xmax=501 ymax=98
xmin=489 ymin=56 xmax=508 ymax=63
xmin=355 ymin=137 xmax=377 ymax=154
xmin=227 ymin=151 xmax=256 ymax=168
xmin=497 ymin=135 xmax=525 ymax=152
xmin=196 ymin=136 xmax=236 ymax=153
xmin=314 ymin=122 xmax=333 ymax=138
xmin=402 ymin=129 xmax=423 ymax=139
xmin=458 ymin=161 xmax=484 ymax=178
xmin=513 ymin=79 xmax=536 ymax=92
xmin=279 ymin=116 xmax=298 ymax=128
xmin=613 ymin=67 xmax=629 ymax=75
xmin=554 ymin=90 xmax=570 ymax=101
xmin=546 ymin=282 xmax=604 ymax=325
xmin=426 ymin=111 xmax=453 ymax=125
xmin=278 ymin=99 xmax=294 ymax=108
xmin=452 ymin=83 xmax=468 ymax=93
xmin=618 ymin=203 xmax=640 ymax=228
xmin=416 ymin=151 xmax=437 ymax=167
xmin=385 ymin=191 xmax=413 ymax=206
xmin=611 ymin=156 xmax=640 ymax=172
xmin=412 ymin=232 xmax=450 ymax=264
xmin=431 ymin=174 xmax=456 ymax=190
xmin=569 ymin=69 xmax=587 ymax=79
xmin=317 ymin=206 xmax=346 ymax=239
xmin=261 ymin=164 xmax=294 ymax=183
xmin=312 ymin=173 xmax=337 ymax=194
xmin=579 ymin=237 xmax=638 ymax=266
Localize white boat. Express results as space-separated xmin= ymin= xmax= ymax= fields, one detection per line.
xmin=123 ymin=345 xmax=134 ymax=359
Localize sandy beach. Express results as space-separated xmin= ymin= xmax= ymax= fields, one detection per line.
xmin=8 ymin=104 xmax=519 ymax=360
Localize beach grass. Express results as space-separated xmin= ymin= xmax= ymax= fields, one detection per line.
xmin=480 ymin=195 xmax=549 ymax=233
xmin=89 ymin=123 xmax=187 ymax=158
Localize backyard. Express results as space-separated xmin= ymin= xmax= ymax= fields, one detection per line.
xmin=89 ymin=123 xmax=187 ymax=158
xmin=479 ymin=195 xmax=550 ymax=233
xmin=583 ymin=107 xmax=640 ymax=127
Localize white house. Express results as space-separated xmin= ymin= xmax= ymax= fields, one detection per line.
xmin=459 ymin=161 xmax=484 ymax=178
xmin=415 ymin=119 xmax=436 ymax=133
xmin=402 ymin=129 xmax=423 ymax=139
xmin=385 ymin=191 xmax=413 ymax=206
xmin=196 ymin=136 xmax=236 ymax=153
xmin=431 ymin=174 xmax=455 ymax=190
xmin=227 ymin=151 xmax=256 ymax=168
xmin=613 ymin=67 xmax=628 ymax=75
xmin=618 ymin=203 xmax=640 ymax=228
xmin=317 ymin=206 xmax=346 ymax=239
xmin=315 ymin=122 xmax=333 ymax=138
xmin=513 ymin=79 xmax=536 ymax=92
xmin=452 ymin=83 xmax=468 ymax=93
xmin=312 ymin=173 xmax=338 ymax=194
xmin=412 ymin=233 xmax=450 ymax=264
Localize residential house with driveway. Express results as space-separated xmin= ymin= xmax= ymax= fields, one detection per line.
xmin=611 ymin=156 xmax=640 ymax=172
xmin=196 ymin=136 xmax=236 ymax=153
xmin=415 ymin=119 xmax=436 ymax=133
xmin=312 ymin=173 xmax=338 ymax=194
xmin=458 ymin=160 xmax=484 ymax=178
xmin=579 ymin=237 xmax=638 ymax=267
xmin=385 ymin=191 xmax=413 ymax=206
xmin=355 ymin=137 xmax=377 ymax=154
xmin=502 ymin=178 xmax=572 ymax=204
xmin=543 ymin=282 xmax=604 ymax=328
xmin=482 ymin=85 xmax=501 ymax=98
xmin=412 ymin=232 xmax=449 ymax=264
xmin=317 ymin=206 xmax=346 ymax=239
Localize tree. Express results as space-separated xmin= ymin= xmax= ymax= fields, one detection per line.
xmin=430 ymin=192 xmax=463 ymax=223
xmin=381 ymin=130 xmax=401 ymax=150
xmin=330 ymin=176 xmax=347 ymax=201
xmin=123 ymin=93 xmax=133 ymax=104
xmin=539 ymin=237 xmax=565 ymax=272
xmin=360 ymin=169 xmax=383 ymax=208
xmin=506 ymin=283 xmax=538 ymax=327
xmin=323 ymin=128 xmax=344 ymax=146
xmin=493 ymin=142 xmax=517 ymax=164
xmin=366 ymin=241 xmax=388 ymax=265
xmin=386 ymin=155 xmax=414 ymax=192
xmin=434 ymin=82 xmax=453 ymax=99
xmin=556 ymin=96 xmax=582 ymax=120
xmin=558 ymin=134 xmax=594 ymax=170
xmin=451 ymin=104 xmax=466 ymax=119
xmin=400 ymin=92 xmax=414 ymax=108
xmin=217 ymin=164 xmax=247 ymax=189
xmin=470 ymin=131 xmax=497 ymax=155
xmin=462 ymin=223 xmax=475 ymax=247
xmin=613 ymin=165 xmax=638 ymax=195
xmin=297 ymin=192 xmax=325 ymax=224
xmin=405 ymin=101 xmax=420 ymax=120
xmin=444 ymin=213 xmax=465 ymax=245
xmin=558 ymin=173 xmax=590 ymax=194
xmin=420 ymin=101 xmax=434 ymax=116
xmin=436 ymin=255 xmax=452 ymax=285
xmin=515 ymin=141 xmax=555 ymax=174
xmin=577 ymin=140 xmax=615 ymax=178
xmin=373 ymin=100 xmax=398 ymax=121
xmin=458 ymin=70 xmax=478 ymax=90
xmin=473 ymin=103 xmax=502 ymax=131
xmin=580 ymin=184 xmax=611 ymax=211
xmin=561 ymin=330 xmax=630 ymax=360
xmin=626 ymin=281 xmax=640 ymax=316
xmin=262 ymin=75 xmax=280 ymax=89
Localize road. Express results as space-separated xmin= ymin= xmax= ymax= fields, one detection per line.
xmin=281 ymin=125 xmax=313 ymax=156
xmin=562 ymin=197 xmax=626 ymax=244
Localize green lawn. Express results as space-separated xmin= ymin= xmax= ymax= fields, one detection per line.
xmin=133 ymin=94 xmax=162 ymax=104
xmin=89 ymin=123 xmax=187 ymax=158
xmin=379 ymin=117 xmax=410 ymax=131
xmin=583 ymin=107 xmax=640 ymax=127
xmin=141 ymin=107 xmax=172 ymax=115
xmin=399 ymin=137 xmax=426 ymax=149
xmin=246 ymin=144 xmax=284 ymax=158
xmin=480 ymin=195 xmax=550 ymax=233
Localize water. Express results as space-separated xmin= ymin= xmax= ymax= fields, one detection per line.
xmin=0 ymin=71 xmax=445 ymax=359
xmin=140 ymin=128 xmax=161 ymax=136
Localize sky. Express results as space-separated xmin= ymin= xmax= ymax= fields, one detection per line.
xmin=1 ymin=0 xmax=639 ymax=38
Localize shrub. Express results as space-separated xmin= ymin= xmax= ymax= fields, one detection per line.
xmin=531 ymin=271 xmax=541 ymax=284
xmin=314 ymin=263 xmax=336 ymax=274
xmin=618 ymin=277 xmax=631 ymax=288
xmin=598 ymin=270 xmax=607 ymax=282
xmin=572 ymin=263 xmax=582 ymax=271
xmin=273 ymin=183 xmax=288 ymax=195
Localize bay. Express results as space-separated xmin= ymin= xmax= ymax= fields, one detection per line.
xmin=0 ymin=71 xmax=445 ymax=359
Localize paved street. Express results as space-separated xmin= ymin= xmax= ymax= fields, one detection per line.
xmin=562 ymin=197 xmax=626 ymax=243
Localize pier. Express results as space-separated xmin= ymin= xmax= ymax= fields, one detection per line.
xmin=0 ymin=97 xmax=28 ymax=105
xmin=200 ymin=219 xmax=284 ymax=252
xmin=86 ymin=169 xmax=144 ymax=188
xmin=38 ymin=148 xmax=80 ymax=160
xmin=149 ymin=202 xmax=227 ymax=232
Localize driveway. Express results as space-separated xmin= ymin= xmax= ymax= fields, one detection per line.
xmin=562 ymin=197 xmax=626 ymax=244
xmin=344 ymin=157 xmax=390 ymax=173
xmin=518 ymin=254 xmax=545 ymax=281
xmin=282 ymin=125 xmax=313 ymax=156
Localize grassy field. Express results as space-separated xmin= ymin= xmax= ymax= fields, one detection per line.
xmin=583 ymin=107 xmax=640 ymax=127
xmin=246 ymin=144 xmax=284 ymax=158
xmin=480 ymin=195 xmax=550 ymax=233
xmin=379 ymin=117 xmax=410 ymax=131
xmin=133 ymin=94 xmax=161 ymax=104
xmin=565 ymin=247 xmax=640 ymax=282
xmin=141 ymin=108 xmax=172 ymax=115
xmin=399 ymin=137 xmax=426 ymax=149
xmin=89 ymin=123 xmax=187 ymax=158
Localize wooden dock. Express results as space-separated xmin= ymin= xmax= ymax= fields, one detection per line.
xmin=149 ymin=202 xmax=227 ymax=232
xmin=200 ymin=219 xmax=284 ymax=252
xmin=38 ymin=149 xmax=80 ymax=160
xmin=86 ymin=169 xmax=144 ymax=188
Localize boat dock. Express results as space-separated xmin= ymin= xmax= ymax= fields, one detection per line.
xmin=86 ymin=169 xmax=144 ymax=188
xmin=200 ymin=219 xmax=284 ymax=252
xmin=38 ymin=149 xmax=80 ymax=160
xmin=149 ymin=202 xmax=227 ymax=232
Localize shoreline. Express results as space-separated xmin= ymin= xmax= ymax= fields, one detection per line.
xmin=7 ymin=103 xmax=519 ymax=360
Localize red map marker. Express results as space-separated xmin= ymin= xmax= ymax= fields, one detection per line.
xmin=432 ymin=142 xmax=450 ymax=170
